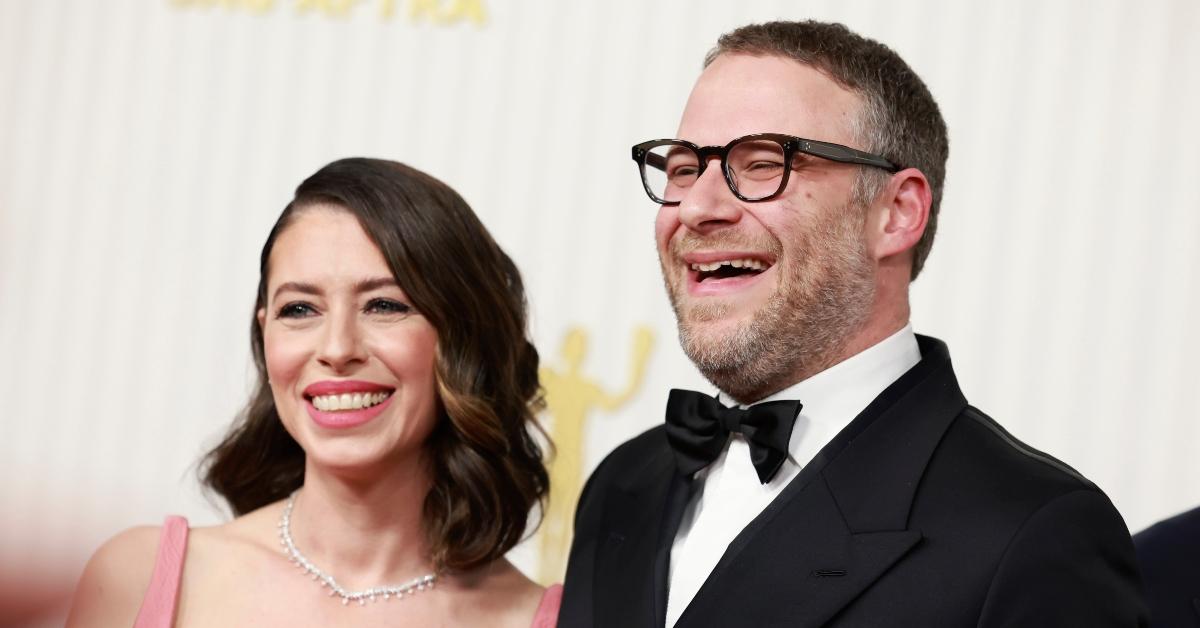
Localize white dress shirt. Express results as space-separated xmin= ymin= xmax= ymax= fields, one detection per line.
xmin=664 ymin=324 xmax=922 ymax=627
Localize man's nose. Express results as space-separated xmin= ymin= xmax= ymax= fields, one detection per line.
xmin=316 ymin=310 xmax=367 ymax=372
xmin=676 ymin=160 xmax=744 ymax=233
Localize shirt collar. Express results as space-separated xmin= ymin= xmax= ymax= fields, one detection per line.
xmin=718 ymin=323 xmax=922 ymax=461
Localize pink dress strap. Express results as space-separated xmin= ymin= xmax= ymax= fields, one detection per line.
xmin=531 ymin=583 xmax=562 ymax=628
xmin=133 ymin=515 xmax=189 ymax=628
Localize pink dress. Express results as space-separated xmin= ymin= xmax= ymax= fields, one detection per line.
xmin=134 ymin=516 xmax=562 ymax=628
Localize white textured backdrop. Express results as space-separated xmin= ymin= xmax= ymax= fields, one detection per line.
xmin=1 ymin=0 xmax=1198 ymax=586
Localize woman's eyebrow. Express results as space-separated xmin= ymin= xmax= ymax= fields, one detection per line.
xmin=354 ymin=277 xmax=399 ymax=293
xmin=272 ymin=281 xmax=321 ymax=301
xmin=271 ymin=277 xmax=398 ymax=301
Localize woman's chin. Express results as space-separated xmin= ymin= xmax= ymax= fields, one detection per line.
xmin=304 ymin=442 xmax=386 ymax=475
xmin=302 ymin=439 xmax=426 ymax=481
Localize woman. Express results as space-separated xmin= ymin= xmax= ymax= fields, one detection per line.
xmin=67 ymin=158 xmax=559 ymax=627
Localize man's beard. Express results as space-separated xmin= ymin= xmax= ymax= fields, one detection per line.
xmin=663 ymin=201 xmax=876 ymax=403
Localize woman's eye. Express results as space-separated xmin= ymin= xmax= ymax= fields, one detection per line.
xmin=277 ymin=302 xmax=317 ymax=319
xmin=365 ymin=298 xmax=412 ymax=315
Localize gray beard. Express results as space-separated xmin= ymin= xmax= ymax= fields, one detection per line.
xmin=667 ymin=203 xmax=876 ymax=403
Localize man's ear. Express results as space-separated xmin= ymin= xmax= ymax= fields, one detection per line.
xmin=869 ymin=168 xmax=932 ymax=262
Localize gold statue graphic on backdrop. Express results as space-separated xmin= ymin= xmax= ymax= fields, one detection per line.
xmin=538 ymin=326 xmax=653 ymax=583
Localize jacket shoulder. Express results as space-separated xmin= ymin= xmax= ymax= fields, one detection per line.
xmin=924 ymin=408 xmax=1145 ymax=625
xmin=941 ymin=405 xmax=1096 ymax=497
xmin=604 ymin=423 xmax=670 ymax=462
xmin=1132 ymin=506 xmax=1200 ymax=609
xmin=1134 ymin=504 xmax=1200 ymax=552
xmin=914 ymin=404 xmax=1118 ymax=539
xmin=583 ymin=424 xmax=671 ymax=491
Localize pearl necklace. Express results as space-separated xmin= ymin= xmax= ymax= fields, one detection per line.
xmin=278 ymin=491 xmax=438 ymax=607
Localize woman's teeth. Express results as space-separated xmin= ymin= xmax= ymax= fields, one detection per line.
xmin=311 ymin=392 xmax=391 ymax=412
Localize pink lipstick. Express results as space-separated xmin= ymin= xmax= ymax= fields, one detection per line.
xmin=303 ymin=380 xmax=395 ymax=429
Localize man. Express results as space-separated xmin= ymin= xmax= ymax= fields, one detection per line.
xmin=560 ymin=20 xmax=1146 ymax=627
xmin=1134 ymin=506 xmax=1200 ymax=626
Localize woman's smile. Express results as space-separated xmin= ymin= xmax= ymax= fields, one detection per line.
xmin=303 ymin=379 xmax=397 ymax=429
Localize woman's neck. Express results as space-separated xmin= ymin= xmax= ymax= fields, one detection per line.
xmin=287 ymin=455 xmax=435 ymax=588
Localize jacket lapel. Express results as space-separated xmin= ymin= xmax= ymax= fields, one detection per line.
xmin=676 ymin=336 xmax=966 ymax=627
xmin=593 ymin=449 xmax=691 ymax=627
xmin=676 ymin=478 xmax=921 ymax=627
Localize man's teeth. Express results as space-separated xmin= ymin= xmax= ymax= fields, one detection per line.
xmin=690 ymin=258 xmax=768 ymax=272
xmin=311 ymin=392 xmax=391 ymax=412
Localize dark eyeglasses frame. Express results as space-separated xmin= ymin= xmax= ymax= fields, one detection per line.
xmin=631 ymin=133 xmax=902 ymax=205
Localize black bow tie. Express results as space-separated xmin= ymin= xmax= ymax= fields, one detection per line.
xmin=664 ymin=389 xmax=803 ymax=484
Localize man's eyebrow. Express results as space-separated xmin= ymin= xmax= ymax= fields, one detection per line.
xmin=271 ymin=277 xmax=399 ymax=302
xmin=666 ymin=145 xmax=693 ymax=159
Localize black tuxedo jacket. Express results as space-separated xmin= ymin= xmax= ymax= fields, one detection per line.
xmin=1134 ymin=505 xmax=1200 ymax=626
xmin=560 ymin=336 xmax=1147 ymax=627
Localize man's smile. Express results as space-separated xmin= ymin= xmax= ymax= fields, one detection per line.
xmin=681 ymin=251 xmax=776 ymax=298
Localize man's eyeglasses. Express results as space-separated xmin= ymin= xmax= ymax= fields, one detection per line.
xmin=631 ymin=133 xmax=901 ymax=205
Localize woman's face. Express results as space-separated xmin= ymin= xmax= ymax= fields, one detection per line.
xmin=258 ymin=205 xmax=439 ymax=476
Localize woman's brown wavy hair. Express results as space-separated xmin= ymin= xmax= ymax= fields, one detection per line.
xmin=200 ymin=157 xmax=548 ymax=572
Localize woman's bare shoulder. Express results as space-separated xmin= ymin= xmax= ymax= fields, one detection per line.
xmin=65 ymin=525 xmax=162 ymax=627
xmin=175 ymin=501 xmax=284 ymax=580
xmin=190 ymin=499 xmax=282 ymax=549
xmin=452 ymin=559 xmax=549 ymax=627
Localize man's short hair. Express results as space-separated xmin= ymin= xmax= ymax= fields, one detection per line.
xmin=706 ymin=21 xmax=949 ymax=279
